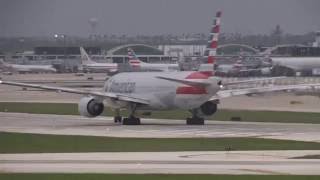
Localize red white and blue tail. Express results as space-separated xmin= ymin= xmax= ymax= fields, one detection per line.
xmin=205 ymin=10 xmax=221 ymax=64
xmin=199 ymin=11 xmax=222 ymax=75
xmin=128 ymin=48 xmax=145 ymax=67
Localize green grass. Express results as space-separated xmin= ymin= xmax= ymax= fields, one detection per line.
xmin=292 ymin=155 xmax=320 ymax=159
xmin=1 ymin=102 xmax=320 ymax=123
xmin=1 ymin=132 xmax=320 ymax=153
xmin=0 ymin=102 xmax=78 ymax=115
xmin=0 ymin=174 xmax=319 ymax=180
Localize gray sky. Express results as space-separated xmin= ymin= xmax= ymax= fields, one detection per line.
xmin=0 ymin=0 xmax=319 ymax=37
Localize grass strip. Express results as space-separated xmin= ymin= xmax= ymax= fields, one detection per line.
xmin=1 ymin=132 xmax=320 ymax=153
xmin=1 ymin=102 xmax=320 ymax=123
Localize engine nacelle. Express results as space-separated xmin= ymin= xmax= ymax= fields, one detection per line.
xmin=78 ymin=97 xmax=104 ymax=118
xmin=261 ymin=67 xmax=272 ymax=75
xmin=199 ymin=101 xmax=217 ymax=116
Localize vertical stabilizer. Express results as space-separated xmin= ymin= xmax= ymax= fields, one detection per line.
xmin=128 ymin=48 xmax=146 ymax=67
xmin=80 ymin=47 xmax=96 ymax=65
xmin=0 ymin=59 xmax=9 ymax=67
xmin=205 ymin=10 xmax=221 ymax=64
xmin=199 ymin=11 xmax=222 ymax=75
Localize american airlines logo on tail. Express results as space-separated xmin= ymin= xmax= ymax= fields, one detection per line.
xmin=198 ymin=11 xmax=222 ymax=76
xmin=128 ymin=48 xmax=143 ymax=67
xmin=204 ymin=10 xmax=221 ymax=64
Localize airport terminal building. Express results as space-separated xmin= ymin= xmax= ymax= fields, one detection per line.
xmin=4 ymin=43 xmax=320 ymax=74
xmin=5 ymin=44 xmax=175 ymax=73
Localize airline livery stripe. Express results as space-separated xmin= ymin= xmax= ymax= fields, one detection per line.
xmin=210 ymin=41 xmax=218 ymax=49
xmin=176 ymin=86 xmax=208 ymax=95
xmin=185 ymin=72 xmax=210 ymax=79
xmin=212 ymin=26 xmax=220 ymax=33
xmin=216 ymin=11 xmax=222 ymax=17
xmin=215 ymin=19 xmax=221 ymax=25
xmin=207 ymin=56 xmax=215 ymax=64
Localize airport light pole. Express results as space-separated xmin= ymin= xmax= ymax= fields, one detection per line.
xmin=54 ymin=34 xmax=68 ymax=72
xmin=54 ymin=34 xmax=67 ymax=57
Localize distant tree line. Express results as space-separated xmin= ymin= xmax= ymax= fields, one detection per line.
xmin=0 ymin=25 xmax=317 ymax=53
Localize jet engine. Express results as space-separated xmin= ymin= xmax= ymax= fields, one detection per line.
xmin=199 ymin=101 xmax=217 ymax=116
xmin=78 ymin=97 xmax=104 ymax=117
xmin=260 ymin=67 xmax=272 ymax=75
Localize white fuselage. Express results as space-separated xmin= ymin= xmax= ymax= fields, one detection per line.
xmin=4 ymin=64 xmax=56 ymax=73
xmin=83 ymin=63 xmax=118 ymax=72
xmin=130 ymin=60 xmax=180 ymax=72
xmin=138 ymin=63 xmax=180 ymax=72
xmin=272 ymin=57 xmax=320 ymax=71
xmin=102 ymin=71 xmax=220 ymax=111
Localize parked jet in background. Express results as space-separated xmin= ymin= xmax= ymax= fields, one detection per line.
xmin=128 ymin=48 xmax=180 ymax=72
xmin=1 ymin=11 xmax=319 ymax=126
xmin=271 ymin=57 xmax=320 ymax=75
xmin=80 ymin=47 xmax=118 ymax=74
xmin=216 ymin=59 xmax=272 ymax=77
xmin=0 ymin=59 xmax=56 ymax=74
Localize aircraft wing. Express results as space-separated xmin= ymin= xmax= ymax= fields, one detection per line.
xmin=210 ymin=83 xmax=320 ymax=100
xmin=0 ymin=80 xmax=149 ymax=105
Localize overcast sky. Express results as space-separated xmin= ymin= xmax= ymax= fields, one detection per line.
xmin=0 ymin=0 xmax=319 ymax=37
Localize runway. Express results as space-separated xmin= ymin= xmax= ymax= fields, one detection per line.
xmin=2 ymin=112 xmax=320 ymax=175
xmin=1 ymin=151 xmax=320 ymax=174
xmin=1 ymin=112 xmax=320 ymax=142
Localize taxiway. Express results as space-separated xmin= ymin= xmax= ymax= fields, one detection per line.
xmin=1 ymin=151 xmax=320 ymax=175
xmin=1 ymin=112 xmax=320 ymax=142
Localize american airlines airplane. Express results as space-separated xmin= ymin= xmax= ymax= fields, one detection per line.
xmin=80 ymin=47 xmax=118 ymax=74
xmin=1 ymin=11 xmax=319 ymax=125
xmin=0 ymin=59 xmax=56 ymax=73
xmin=128 ymin=48 xmax=180 ymax=72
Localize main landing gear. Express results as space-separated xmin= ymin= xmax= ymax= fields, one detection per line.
xmin=113 ymin=109 xmax=122 ymax=123
xmin=114 ymin=104 xmax=141 ymax=125
xmin=114 ymin=115 xmax=140 ymax=125
xmin=114 ymin=116 xmax=122 ymax=123
xmin=122 ymin=116 xmax=141 ymax=125
xmin=186 ymin=109 xmax=205 ymax=125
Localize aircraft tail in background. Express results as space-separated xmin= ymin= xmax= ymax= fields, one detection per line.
xmin=80 ymin=47 xmax=96 ymax=65
xmin=127 ymin=48 xmax=146 ymax=67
